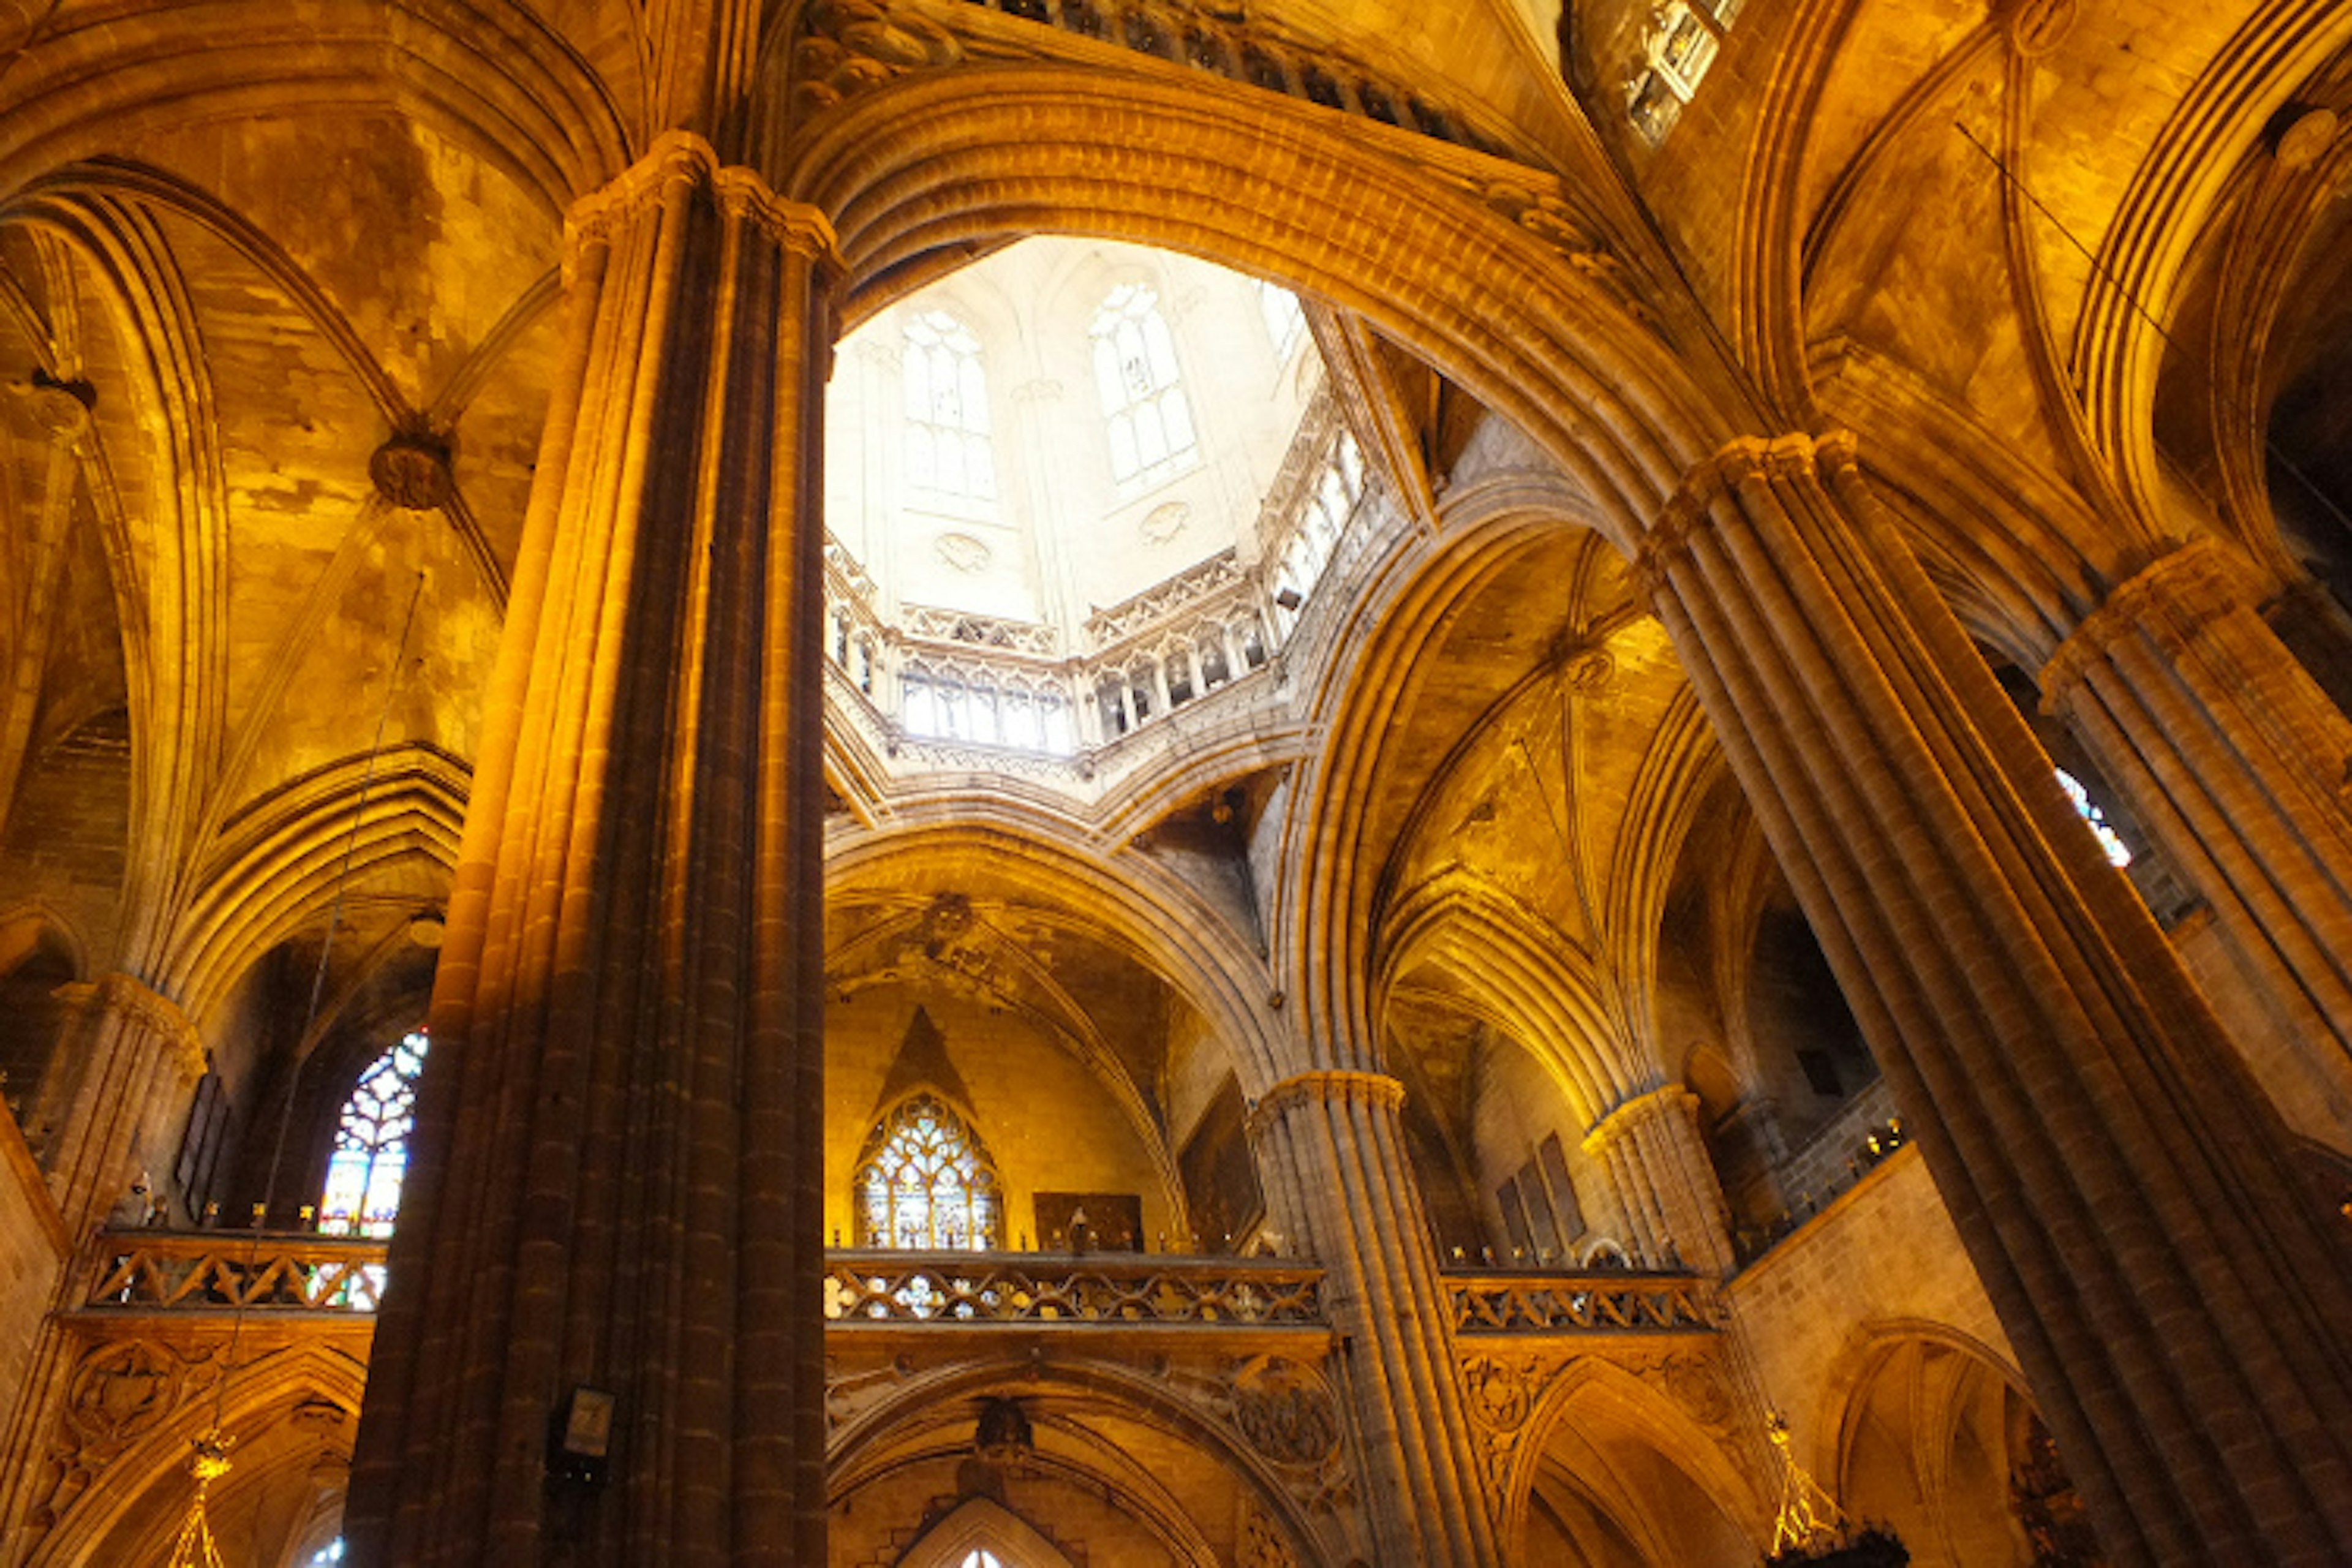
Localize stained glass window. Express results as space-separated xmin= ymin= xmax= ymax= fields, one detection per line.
xmin=2056 ymin=769 xmax=2132 ymax=868
xmin=1091 ymin=284 xmax=1197 ymax=493
xmin=319 ymin=1030 xmax=426 ymax=1237
xmin=904 ymin=311 xmax=998 ymax=508
xmin=856 ymin=1094 xmax=1002 ymax=1251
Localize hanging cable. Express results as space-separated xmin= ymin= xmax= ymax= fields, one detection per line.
xmin=165 ymin=570 xmax=426 ymax=1563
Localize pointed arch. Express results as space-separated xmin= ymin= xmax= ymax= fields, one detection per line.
xmin=854 ymin=1091 xmax=1005 ymax=1251
xmin=896 ymin=1496 xmax=1080 ymax=1568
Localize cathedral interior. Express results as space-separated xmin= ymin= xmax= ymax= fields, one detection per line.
xmin=0 ymin=0 xmax=2349 ymax=1563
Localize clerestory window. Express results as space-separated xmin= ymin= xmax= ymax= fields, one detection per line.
xmin=1091 ymin=283 xmax=1197 ymax=494
xmin=319 ymin=1030 xmax=427 ymax=1237
xmin=856 ymin=1094 xmax=1003 ymax=1251
xmin=904 ymin=310 xmax=999 ymax=509
xmin=1257 ymin=279 xmax=1306 ymax=363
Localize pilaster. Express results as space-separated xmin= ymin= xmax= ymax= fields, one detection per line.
xmin=1638 ymin=430 xmax=2352 ymax=1567
xmin=344 ymin=132 xmax=840 ymax=1567
xmin=2041 ymin=537 xmax=2352 ymax=1141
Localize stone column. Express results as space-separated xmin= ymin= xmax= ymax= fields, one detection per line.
xmin=1581 ymin=1082 xmax=1734 ymax=1276
xmin=2040 ymin=538 xmax=2352 ymax=1140
xmin=1250 ymin=1070 xmax=1502 ymax=1566
xmin=1638 ymin=432 xmax=2352 ymax=1567
xmin=343 ymin=133 xmax=837 ymax=1568
xmin=36 ymin=972 xmax=205 ymax=1240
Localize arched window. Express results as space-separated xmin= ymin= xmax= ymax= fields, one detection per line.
xmin=319 ymin=1030 xmax=427 ymax=1237
xmin=904 ymin=310 xmax=998 ymax=508
xmin=960 ymin=1553 xmax=1006 ymax=1568
xmin=2056 ymin=768 xmax=2132 ymax=867
xmin=1090 ymin=283 xmax=1197 ymax=493
xmin=1257 ymin=279 xmax=1305 ymax=362
xmin=856 ymin=1094 xmax=1003 ymax=1250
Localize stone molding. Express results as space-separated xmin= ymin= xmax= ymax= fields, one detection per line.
xmin=1635 ymin=429 xmax=1863 ymax=599
xmin=1579 ymin=1081 xmax=1695 ymax=1159
xmin=2037 ymin=537 xmax=2255 ymax=712
xmin=564 ymin=129 xmax=842 ymax=271
xmin=53 ymin=974 xmax=205 ymax=1082
xmin=1246 ymin=1069 xmax=1404 ymax=1136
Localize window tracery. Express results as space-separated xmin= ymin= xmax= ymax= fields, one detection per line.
xmin=1091 ymin=284 xmax=1197 ymax=492
xmin=2056 ymin=768 xmax=2133 ymax=868
xmin=856 ymin=1094 xmax=1004 ymax=1251
xmin=1626 ymin=0 xmax=1743 ymax=145
xmin=905 ymin=310 xmax=1000 ymax=509
xmin=319 ymin=1030 xmax=426 ymax=1238
xmin=1257 ymin=279 xmax=1306 ymax=363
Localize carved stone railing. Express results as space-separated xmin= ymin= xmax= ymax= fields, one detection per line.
xmin=78 ymin=1231 xmax=390 ymax=1316
xmin=900 ymin=602 xmax=1060 ymax=656
xmin=1444 ymin=1269 xmax=1720 ymax=1336
xmin=825 ymin=1250 xmax=1326 ymax=1328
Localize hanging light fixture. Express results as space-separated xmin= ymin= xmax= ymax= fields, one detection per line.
xmin=164 ymin=1431 xmax=233 ymax=1568
xmin=1762 ymin=1411 xmax=1909 ymax=1567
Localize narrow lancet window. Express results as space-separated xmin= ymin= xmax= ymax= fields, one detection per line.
xmin=319 ymin=1030 xmax=427 ymax=1237
xmin=905 ymin=310 xmax=999 ymax=508
xmin=1091 ymin=283 xmax=1197 ymax=493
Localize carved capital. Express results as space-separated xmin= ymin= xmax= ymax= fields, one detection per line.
xmin=1248 ymin=1070 xmax=1406 ymax=1136
xmin=1635 ymin=430 xmax=1861 ymax=598
xmin=566 ymin=130 xmax=842 ymax=272
xmin=1581 ymin=1082 xmax=1695 ymax=1159
xmin=56 ymin=973 xmax=205 ymax=1081
xmin=2039 ymin=538 xmax=2255 ymax=713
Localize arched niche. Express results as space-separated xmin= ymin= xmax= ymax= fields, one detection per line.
xmin=827 ymin=1363 xmax=1325 ymax=1568
xmin=0 ymin=910 xmax=83 ymax=1141
xmin=896 ymin=1496 xmax=1080 ymax=1568
xmin=1510 ymin=1363 xmax=1762 ymax=1566
xmin=1825 ymin=1327 xmax=2097 ymax=1568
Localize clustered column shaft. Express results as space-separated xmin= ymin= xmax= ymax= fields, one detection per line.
xmin=343 ymin=133 xmax=837 ymax=1568
xmin=2041 ymin=538 xmax=2352 ymax=1136
xmin=1250 ymin=1070 xmax=1501 ymax=1567
xmin=1638 ymin=431 xmax=2352 ymax=1568
xmin=38 ymin=973 xmax=206 ymax=1238
xmin=1583 ymin=1083 xmax=1734 ymax=1276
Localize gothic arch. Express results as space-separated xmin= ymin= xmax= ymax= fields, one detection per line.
xmin=1502 ymin=1355 xmax=1766 ymax=1567
xmin=0 ymin=0 xmax=630 ymax=213
xmin=20 ymin=1338 xmax=367 ymax=1568
xmin=826 ymin=1358 xmax=1330 ymax=1568
xmin=773 ymin=66 xmax=1756 ymax=541
xmin=826 ymin=818 xmax=1283 ymax=1093
xmin=1814 ymin=1321 xmax=2043 ymax=1568
xmin=164 ymin=747 xmax=466 ymax=1022
xmin=896 ymin=1496 xmax=1080 ymax=1568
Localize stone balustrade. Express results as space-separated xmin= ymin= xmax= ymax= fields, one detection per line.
xmin=823 ymin=1250 xmax=1327 ymax=1328
xmin=79 ymin=1230 xmax=389 ymax=1316
xmin=1444 ymin=1268 xmax=1720 ymax=1336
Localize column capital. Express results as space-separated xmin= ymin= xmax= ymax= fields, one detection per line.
xmin=1635 ymin=429 xmax=1862 ymax=598
xmin=565 ymin=130 xmax=842 ymax=271
xmin=55 ymin=972 xmax=205 ymax=1080
xmin=1247 ymin=1069 xmax=1405 ymax=1136
xmin=1581 ymin=1080 xmax=1695 ymax=1158
xmin=2040 ymin=537 xmax=2258 ymax=712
